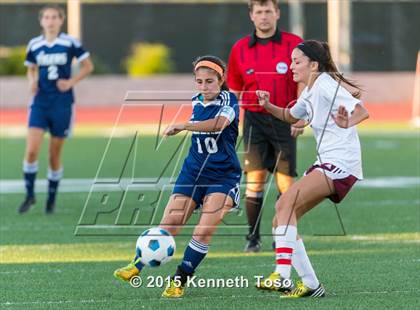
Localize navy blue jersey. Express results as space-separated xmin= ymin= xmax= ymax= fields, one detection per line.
xmin=181 ymin=90 xmax=241 ymax=181
xmin=24 ymin=33 xmax=89 ymax=107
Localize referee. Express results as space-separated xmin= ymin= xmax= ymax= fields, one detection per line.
xmin=227 ymin=0 xmax=304 ymax=252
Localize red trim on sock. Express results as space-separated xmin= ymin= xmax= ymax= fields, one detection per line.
xmin=275 ymin=247 xmax=293 ymax=254
xmin=276 ymin=258 xmax=292 ymax=265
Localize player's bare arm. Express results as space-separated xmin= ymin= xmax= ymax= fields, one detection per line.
xmin=57 ymin=57 xmax=94 ymax=92
xmin=163 ymin=116 xmax=230 ymax=136
xmin=27 ymin=66 xmax=38 ymax=95
xmin=256 ymin=90 xmax=299 ymax=124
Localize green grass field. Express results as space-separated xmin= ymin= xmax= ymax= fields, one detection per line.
xmin=0 ymin=132 xmax=419 ymax=309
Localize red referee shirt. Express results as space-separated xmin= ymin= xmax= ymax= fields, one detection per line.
xmin=227 ymin=29 xmax=302 ymax=113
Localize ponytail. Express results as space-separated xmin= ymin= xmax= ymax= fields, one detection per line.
xmin=297 ymin=40 xmax=362 ymax=99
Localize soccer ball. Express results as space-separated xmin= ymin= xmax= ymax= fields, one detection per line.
xmin=136 ymin=227 xmax=176 ymax=267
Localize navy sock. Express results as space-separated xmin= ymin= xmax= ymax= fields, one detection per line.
xmin=24 ymin=172 xmax=37 ymax=199
xmin=47 ymin=180 xmax=59 ymax=204
xmin=23 ymin=161 xmax=38 ymax=199
xmin=47 ymin=168 xmax=63 ymax=205
xmin=245 ymin=190 xmax=264 ymax=240
xmin=179 ymin=238 xmax=209 ymax=274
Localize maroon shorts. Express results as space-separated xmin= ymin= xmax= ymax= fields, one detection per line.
xmin=305 ymin=163 xmax=358 ymax=203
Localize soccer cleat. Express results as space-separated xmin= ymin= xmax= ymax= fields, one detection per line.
xmin=113 ymin=260 xmax=140 ymax=282
xmin=256 ymin=272 xmax=293 ymax=292
xmin=244 ymin=238 xmax=261 ymax=253
xmin=18 ymin=197 xmax=36 ymax=214
xmin=162 ymin=280 xmax=185 ymax=298
xmin=281 ymin=281 xmax=325 ymax=298
xmin=45 ymin=202 xmax=55 ymax=214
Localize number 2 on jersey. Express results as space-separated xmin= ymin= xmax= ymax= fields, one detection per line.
xmin=48 ymin=65 xmax=58 ymax=80
xmin=196 ymin=137 xmax=218 ymax=154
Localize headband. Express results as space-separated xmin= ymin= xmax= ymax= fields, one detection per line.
xmin=194 ymin=60 xmax=224 ymax=77
xmin=296 ymin=42 xmax=327 ymax=64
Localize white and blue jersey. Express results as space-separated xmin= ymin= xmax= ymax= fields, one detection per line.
xmin=24 ymin=32 xmax=89 ymax=107
xmin=173 ymin=91 xmax=242 ymax=208
xmin=24 ymin=33 xmax=89 ymax=137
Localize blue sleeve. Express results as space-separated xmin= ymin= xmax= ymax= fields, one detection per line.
xmin=228 ymin=91 xmax=238 ymax=107
xmin=72 ymin=38 xmax=90 ymax=61
xmin=24 ymin=45 xmax=36 ymax=67
xmin=216 ymin=91 xmax=237 ymax=123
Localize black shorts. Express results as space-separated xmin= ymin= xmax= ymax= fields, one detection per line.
xmin=243 ymin=110 xmax=297 ymax=176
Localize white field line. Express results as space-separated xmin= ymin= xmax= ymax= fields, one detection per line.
xmin=0 ymin=176 xmax=419 ymax=194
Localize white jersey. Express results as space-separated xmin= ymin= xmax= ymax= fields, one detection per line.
xmin=290 ymin=73 xmax=363 ymax=179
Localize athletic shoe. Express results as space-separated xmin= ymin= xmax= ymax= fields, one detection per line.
xmin=256 ymin=272 xmax=293 ymax=292
xmin=244 ymin=238 xmax=261 ymax=253
xmin=162 ymin=280 xmax=184 ymax=298
xmin=45 ymin=202 xmax=55 ymax=214
xmin=281 ymin=281 xmax=325 ymax=298
xmin=18 ymin=197 xmax=36 ymax=214
xmin=113 ymin=260 xmax=140 ymax=282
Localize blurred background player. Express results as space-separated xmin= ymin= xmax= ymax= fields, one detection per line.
xmin=18 ymin=4 xmax=93 ymax=214
xmin=114 ymin=55 xmax=241 ymax=298
xmin=227 ymin=0 xmax=304 ymax=252
xmin=255 ymin=40 xmax=369 ymax=298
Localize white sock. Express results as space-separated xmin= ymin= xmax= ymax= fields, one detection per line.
xmin=274 ymin=225 xmax=297 ymax=279
xmin=292 ymin=239 xmax=320 ymax=289
xmin=272 ymin=227 xmax=276 ymax=243
xmin=47 ymin=167 xmax=63 ymax=181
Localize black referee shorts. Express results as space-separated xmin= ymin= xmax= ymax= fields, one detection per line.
xmin=243 ymin=110 xmax=297 ymax=177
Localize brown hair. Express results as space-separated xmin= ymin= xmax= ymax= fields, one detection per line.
xmin=297 ymin=40 xmax=362 ymax=99
xmin=248 ymin=0 xmax=279 ymax=12
xmin=192 ymin=55 xmax=228 ymax=91
xmin=39 ymin=4 xmax=65 ymax=21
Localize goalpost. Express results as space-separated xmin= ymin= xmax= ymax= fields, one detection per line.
xmin=67 ymin=0 xmax=81 ymax=40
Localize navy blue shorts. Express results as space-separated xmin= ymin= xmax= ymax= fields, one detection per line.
xmin=28 ymin=104 xmax=73 ymax=138
xmin=173 ymin=171 xmax=241 ymax=209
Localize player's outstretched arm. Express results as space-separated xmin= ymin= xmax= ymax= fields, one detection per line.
xmin=256 ymin=90 xmax=299 ymax=124
xmin=163 ymin=116 xmax=230 ymax=137
xmin=57 ymin=57 xmax=94 ymax=92
xmin=332 ymin=104 xmax=369 ymax=128
xmin=185 ymin=116 xmax=230 ymax=132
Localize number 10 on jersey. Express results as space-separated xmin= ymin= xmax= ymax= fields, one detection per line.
xmin=196 ymin=137 xmax=218 ymax=154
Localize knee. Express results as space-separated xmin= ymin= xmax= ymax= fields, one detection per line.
xmin=246 ymin=173 xmax=267 ymax=193
xmin=274 ymin=193 xmax=295 ymax=214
